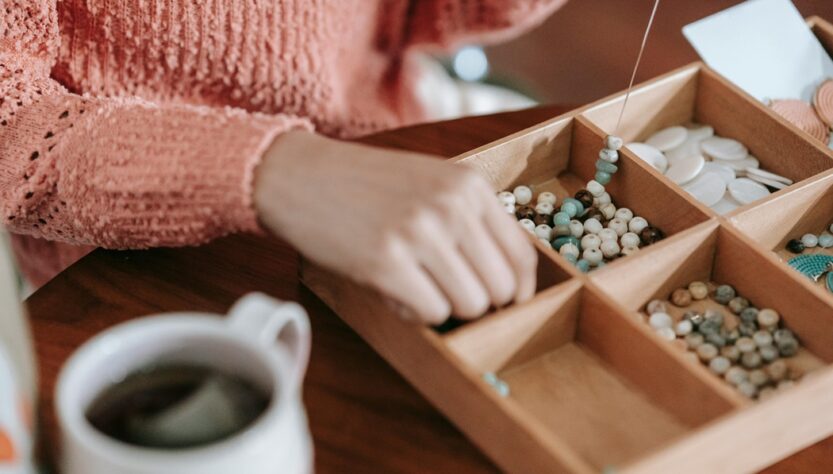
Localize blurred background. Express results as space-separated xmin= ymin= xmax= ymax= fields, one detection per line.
xmin=430 ymin=0 xmax=833 ymax=118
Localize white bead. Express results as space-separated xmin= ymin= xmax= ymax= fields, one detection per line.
xmin=583 ymin=218 xmax=603 ymax=235
xmin=621 ymin=245 xmax=640 ymax=256
xmin=559 ymin=243 xmax=580 ymax=260
xmin=583 ymin=248 xmax=604 ymax=266
xmin=538 ymin=238 xmax=552 ymax=248
xmin=600 ymin=203 xmax=616 ymax=220
xmin=649 ymin=312 xmax=673 ymax=329
xmin=620 ymin=232 xmax=640 ymax=248
xmin=581 ymin=234 xmax=601 ymax=250
xmin=675 ymin=319 xmax=693 ymax=336
xmin=600 ymin=239 xmax=620 ymax=258
xmin=599 ymin=148 xmax=619 ymax=163
xmin=628 ymin=216 xmax=649 ymax=234
xmin=518 ymin=219 xmax=535 ymax=233
xmin=497 ymin=191 xmax=515 ymax=206
xmin=513 ymin=185 xmax=533 ymax=205
xmin=608 ymin=218 xmax=628 ymax=237
xmin=605 ymin=135 xmax=624 ymax=150
xmin=535 ymin=202 xmax=554 ymax=215
xmin=802 ymin=233 xmax=819 ymax=248
xmin=593 ymin=192 xmax=612 ymax=207
xmin=614 ymin=207 xmax=633 ymax=222
xmin=598 ymin=228 xmax=618 ymax=242
xmin=656 ymin=327 xmax=677 ymax=341
xmin=534 ymin=224 xmax=552 ymax=240
xmin=537 ymin=191 xmax=557 ymax=206
xmin=569 ymin=220 xmax=584 ymax=238
xmin=586 ymin=180 xmax=605 ymax=197
xmin=503 ymin=202 xmax=515 ymax=214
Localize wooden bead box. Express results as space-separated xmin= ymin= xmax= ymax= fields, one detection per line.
xmin=301 ymin=16 xmax=833 ymax=473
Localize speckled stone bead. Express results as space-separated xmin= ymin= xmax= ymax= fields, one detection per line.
xmin=759 ymin=345 xmax=779 ymax=362
xmin=614 ymin=207 xmax=633 ymax=222
xmin=620 ymin=246 xmax=640 ymax=257
xmin=620 ymin=232 xmax=640 ymax=248
xmin=605 ymin=135 xmax=624 ymax=150
xmin=721 ymin=345 xmax=741 ymax=363
xmin=753 ymin=330 xmax=773 ymax=347
xmin=697 ymin=343 xmax=719 ymax=362
xmin=724 ymin=328 xmax=740 ymax=345
xmin=714 ymin=285 xmax=736 ymax=305
xmin=737 ymin=381 xmax=758 ymax=398
xmin=599 ymin=203 xmax=616 ymax=220
xmin=596 ymin=159 xmax=618 ymax=174
xmin=553 ymin=212 xmax=571 ymax=227
xmin=773 ymin=329 xmax=795 ymax=345
xmin=749 ymin=369 xmax=769 ymax=387
xmin=728 ymin=297 xmax=749 ymax=314
xmin=741 ymin=351 xmax=762 ymax=369
xmin=639 ymin=226 xmax=664 ymax=245
xmin=518 ymin=219 xmax=535 ymax=233
xmin=559 ymin=243 xmax=580 ymax=260
xmin=628 ymin=216 xmax=649 ymax=234
xmin=671 ymin=288 xmax=693 ymax=307
xmin=584 ymin=218 xmax=603 ymax=235
xmin=600 ymin=240 xmax=620 ymax=258
xmin=683 ymin=311 xmax=704 ymax=326
xmin=698 ymin=319 xmax=721 ymax=336
xmin=801 ymin=233 xmax=819 ymax=248
xmin=685 ymin=333 xmax=705 ymax=349
xmin=706 ymin=333 xmax=727 ymax=348
xmin=587 ymin=180 xmax=605 ymax=197
xmin=574 ymin=190 xmax=594 ymax=209
xmin=675 ymin=319 xmax=693 ymax=336
xmin=535 ymin=202 xmax=554 ymax=216
xmin=537 ymin=192 xmax=557 ymax=206
xmin=767 ymin=360 xmax=788 ymax=382
xmin=593 ymin=192 xmax=612 ymax=207
xmin=576 ymin=259 xmax=591 ymax=273
xmin=569 ymin=220 xmax=584 ymax=238
xmin=609 ymin=219 xmax=629 ymax=238
xmin=738 ymin=321 xmax=757 ymax=337
xmin=709 ymin=356 xmax=731 ymax=375
xmin=820 ymin=232 xmax=833 ymax=248
xmin=599 ymin=148 xmax=620 ymax=163
xmin=583 ymin=248 xmax=604 ymax=266
xmin=757 ymin=309 xmax=780 ymax=330
xmin=785 ymin=239 xmax=805 ymax=253
xmin=595 ymin=171 xmax=612 ymax=185
xmin=513 ymin=185 xmax=533 ymax=205
xmin=725 ymin=366 xmax=748 ymax=386
xmin=777 ymin=337 xmax=798 ymax=357
xmin=497 ymin=191 xmax=515 ymax=206
xmin=581 ymin=234 xmax=601 ymax=250
xmin=739 ymin=307 xmax=759 ymax=324
xmin=598 ymin=228 xmax=618 ymax=242
xmin=736 ymin=337 xmax=756 ymax=353
xmin=552 ymin=235 xmax=579 ymax=250
xmin=515 ymin=206 xmax=535 ymax=220
xmin=646 ymin=299 xmax=667 ymax=314
xmin=534 ymin=224 xmax=553 ymax=240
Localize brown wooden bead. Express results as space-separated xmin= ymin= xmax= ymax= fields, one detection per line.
xmin=515 ymin=206 xmax=535 ymax=220
xmin=639 ymin=226 xmax=664 ymax=245
xmin=671 ymin=288 xmax=693 ymax=307
xmin=584 ymin=208 xmax=604 ymax=222
xmin=533 ymin=213 xmax=552 ymax=226
xmin=574 ymin=189 xmax=594 ymax=209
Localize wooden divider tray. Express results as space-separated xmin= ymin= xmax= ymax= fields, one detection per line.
xmin=301 ymin=17 xmax=833 ymax=473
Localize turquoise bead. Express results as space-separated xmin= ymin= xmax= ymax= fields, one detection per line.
xmin=595 ymin=159 xmax=618 ymax=174
xmin=553 ymin=211 xmax=571 ymax=226
xmin=561 ymin=202 xmax=578 ymax=218
xmin=595 ymin=171 xmax=612 ymax=185
xmin=819 ymin=233 xmax=833 ymax=248
xmin=552 ymin=235 xmax=579 ymax=250
xmin=562 ymin=198 xmax=585 ymax=216
xmin=576 ymin=259 xmax=591 ymax=273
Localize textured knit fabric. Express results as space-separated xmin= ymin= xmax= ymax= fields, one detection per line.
xmin=1 ymin=0 xmax=564 ymax=286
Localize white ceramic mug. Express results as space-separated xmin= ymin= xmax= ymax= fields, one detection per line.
xmin=56 ymin=293 xmax=313 ymax=474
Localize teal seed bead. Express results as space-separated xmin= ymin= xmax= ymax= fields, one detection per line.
xmin=561 ymin=202 xmax=578 ymax=218
xmin=595 ymin=171 xmax=612 ymax=185
xmin=553 ymin=211 xmax=571 ymax=226
xmin=562 ymin=198 xmax=585 ymax=216
xmin=552 ymin=235 xmax=579 ymax=250
xmin=576 ymin=259 xmax=591 ymax=273
xmin=595 ymin=159 xmax=618 ymax=175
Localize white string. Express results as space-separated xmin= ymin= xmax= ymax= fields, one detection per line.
xmin=614 ymin=0 xmax=661 ymax=134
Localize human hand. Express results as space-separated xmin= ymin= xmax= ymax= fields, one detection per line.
xmin=254 ymin=131 xmax=537 ymax=324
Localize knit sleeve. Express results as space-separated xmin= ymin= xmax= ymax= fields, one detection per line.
xmin=0 ymin=1 xmax=312 ymax=250
xmin=406 ymin=0 xmax=567 ymax=49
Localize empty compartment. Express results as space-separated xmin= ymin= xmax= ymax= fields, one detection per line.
xmin=592 ymin=220 xmax=833 ymax=402
xmin=581 ymin=65 xmax=833 ymax=215
xmin=454 ymin=115 xmax=710 ymax=272
xmin=443 ymin=281 xmax=736 ymax=470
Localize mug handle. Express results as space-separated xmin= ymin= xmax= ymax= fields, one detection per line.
xmin=227 ymin=293 xmax=311 ymax=391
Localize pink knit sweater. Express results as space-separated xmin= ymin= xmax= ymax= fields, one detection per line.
xmin=2 ymin=0 xmax=563 ymax=286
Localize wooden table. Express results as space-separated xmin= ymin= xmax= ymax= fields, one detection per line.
xmin=26 ymin=104 xmax=571 ymax=473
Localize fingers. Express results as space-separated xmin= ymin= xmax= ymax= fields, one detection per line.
xmin=483 ymin=200 xmax=538 ymax=304
xmin=456 ymin=212 xmax=517 ymax=308
xmin=373 ymin=248 xmax=451 ymax=325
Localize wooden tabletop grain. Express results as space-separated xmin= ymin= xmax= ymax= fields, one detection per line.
xmin=26 ymin=104 xmax=570 ymax=473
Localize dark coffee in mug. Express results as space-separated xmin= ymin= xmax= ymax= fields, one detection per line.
xmin=85 ymin=364 xmax=271 ymax=449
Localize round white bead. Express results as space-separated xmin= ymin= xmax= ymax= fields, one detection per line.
xmin=649 ymin=312 xmax=673 ymax=330
xmin=518 ymin=219 xmax=535 ymax=233
xmin=537 ymin=191 xmax=557 ymax=206
xmin=605 ymin=135 xmax=624 ymax=150
xmin=497 ymin=191 xmax=515 ymax=206
xmin=569 ymin=220 xmax=584 ymax=238
xmin=614 ymin=207 xmax=633 ymax=222
xmin=538 ymin=238 xmax=552 ymax=248
xmin=628 ymin=216 xmax=649 ymax=234
xmin=656 ymin=327 xmax=677 ymax=341
xmin=600 ymin=239 xmax=620 ymax=258
xmin=801 ymin=233 xmax=819 ymax=248
xmin=559 ymin=243 xmax=580 ymax=260
xmin=600 ymin=203 xmax=616 ymax=220
xmin=599 ymin=148 xmax=619 ymax=163
xmin=534 ymin=224 xmax=553 ymax=240
xmin=583 ymin=218 xmax=603 ymax=235
xmin=598 ymin=228 xmax=618 ymax=242
xmin=581 ymin=234 xmax=602 ymax=250
xmin=608 ymin=218 xmax=628 ymax=237
xmin=503 ymin=202 xmax=515 ymax=214
xmin=620 ymin=232 xmax=641 ymax=248
xmin=513 ymin=185 xmax=533 ymax=205
xmin=583 ymin=248 xmax=604 ymax=266
xmin=535 ymin=202 xmax=554 ymax=215
xmin=621 ymin=245 xmax=640 ymax=256
xmin=675 ymin=319 xmax=693 ymax=336
xmin=593 ymin=192 xmax=612 ymax=207
xmin=586 ymin=180 xmax=605 ymax=197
